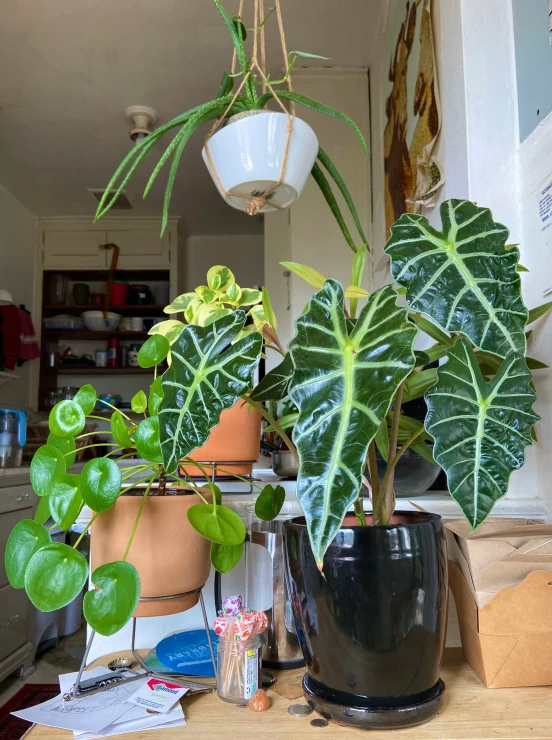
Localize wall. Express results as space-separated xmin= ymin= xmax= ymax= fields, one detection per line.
xmin=0 ymin=185 xmax=37 ymax=410
xmin=185 ymin=234 xmax=264 ymax=291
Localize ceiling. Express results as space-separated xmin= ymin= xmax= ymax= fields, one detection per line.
xmin=0 ymin=0 xmax=381 ymax=234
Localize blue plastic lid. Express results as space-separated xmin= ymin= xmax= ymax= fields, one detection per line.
xmin=155 ymin=630 xmax=219 ymax=677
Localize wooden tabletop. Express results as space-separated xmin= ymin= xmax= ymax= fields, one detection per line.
xmin=26 ymin=648 xmax=552 ymax=739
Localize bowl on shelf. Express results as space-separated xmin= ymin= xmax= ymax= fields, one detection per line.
xmin=43 ymin=314 xmax=85 ymax=330
xmin=82 ymin=311 xmax=122 ymax=331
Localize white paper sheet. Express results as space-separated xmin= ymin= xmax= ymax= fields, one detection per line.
xmin=74 ymin=705 xmax=185 ymax=739
xmin=12 ymin=668 xmax=148 ymax=734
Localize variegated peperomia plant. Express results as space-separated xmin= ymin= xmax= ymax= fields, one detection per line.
xmin=6 ymin=201 xmax=550 ymax=636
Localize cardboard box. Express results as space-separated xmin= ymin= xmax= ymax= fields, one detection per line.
xmin=446 ymin=519 xmax=552 ymax=688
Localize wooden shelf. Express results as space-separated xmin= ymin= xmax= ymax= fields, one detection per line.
xmin=43 ymin=330 xmax=150 ymax=339
xmin=43 ymin=305 xmax=168 ymax=315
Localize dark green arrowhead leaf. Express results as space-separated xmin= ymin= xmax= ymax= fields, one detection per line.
xmin=81 ymin=458 xmax=121 ymax=513
xmin=47 ymin=433 xmax=76 ymax=468
xmin=255 ymin=484 xmax=286 ymax=521
xmin=210 ymin=541 xmax=244 ymax=573
xmin=73 ymin=384 xmax=97 ymax=415
xmin=131 ymin=390 xmax=147 ymax=414
xmin=135 ymin=417 xmax=163 ymax=463
xmin=25 ymin=543 xmax=88 ymax=611
xmin=49 ymin=474 xmax=83 ymax=530
xmin=49 ymin=400 xmax=86 ymax=438
xmin=30 ymin=444 xmax=66 ymax=496
xmin=138 ymin=335 xmax=170 ymax=368
xmin=250 ymin=353 xmax=294 ymax=402
xmin=187 ymin=504 xmax=246 ymax=545
xmin=5 ymin=520 xmax=51 ymax=588
xmin=425 ymin=339 xmax=539 ymax=528
xmin=148 ymin=376 xmax=164 ymax=416
xmin=34 ymin=495 xmax=51 ymax=525
xmin=83 ymin=561 xmax=140 ymax=636
xmin=111 ymin=411 xmax=133 ymax=449
xmin=386 ymin=199 xmax=527 ymax=358
xmin=159 ymin=311 xmax=262 ymax=473
xmin=288 ymin=281 xmax=416 ymax=565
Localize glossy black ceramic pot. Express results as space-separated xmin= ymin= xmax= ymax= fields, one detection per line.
xmin=285 ymin=512 xmax=447 ymax=730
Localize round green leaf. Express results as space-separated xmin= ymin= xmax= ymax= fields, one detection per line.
xmin=210 ymin=541 xmax=244 ymax=573
xmin=25 ymin=543 xmax=88 ymax=611
xmin=47 ymin=433 xmax=76 ymax=468
xmin=134 ymin=417 xmax=163 ymax=463
xmin=34 ymin=495 xmax=51 ymax=525
xmin=30 ymin=444 xmax=66 ymax=496
xmin=131 ymin=390 xmax=147 ymax=414
xmin=81 ymin=458 xmax=121 ymax=513
xmin=83 ymin=561 xmax=140 ymax=637
xmin=187 ymin=504 xmax=245 ymax=546
xmin=148 ymin=377 xmax=163 ymax=416
xmin=5 ymin=520 xmax=51 ymax=588
xmin=73 ymin=384 xmax=97 ymax=415
xmin=254 ymin=484 xmax=286 ymax=521
xmin=137 ymin=335 xmax=170 ymax=368
xmin=49 ymin=474 xmax=83 ymax=530
xmin=111 ymin=411 xmax=133 ymax=449
xmin=49 ymin=400 xmax=86 ymax=438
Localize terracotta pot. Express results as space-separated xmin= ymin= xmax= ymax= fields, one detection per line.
xmin=180 ymin=402 xmax=261 ymax=478
xmin=91 ymin=492 xmax=211 ymax=618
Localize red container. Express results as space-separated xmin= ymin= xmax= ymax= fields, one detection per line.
xmin=91 ymin=292 xmax=105 ymax=306
xmin=108 ymin=337 xmax=120 ymax=368
xmin=110 ymin=282 xmax=129 ymax=306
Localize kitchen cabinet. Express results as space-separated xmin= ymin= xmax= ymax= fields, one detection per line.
xmin=39 ymin=219 xmax=177 ymax=271
xmin=106 ymin=228 xmax=170 ymax=268
xmin=43 ymin=230 xmax=107 ymax=269
xmin=0 ymin=482 xmax=37 ymax=682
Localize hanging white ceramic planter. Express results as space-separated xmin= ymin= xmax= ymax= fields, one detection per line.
xmin=202 ymin=110 xmax=319 ymax=214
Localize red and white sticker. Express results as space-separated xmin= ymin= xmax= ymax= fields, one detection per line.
xmin=128 ymin=678 xmax=188 ymax=713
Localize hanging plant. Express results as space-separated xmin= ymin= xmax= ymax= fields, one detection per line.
xmin=95 ymin=0 xmax=368 ymax=254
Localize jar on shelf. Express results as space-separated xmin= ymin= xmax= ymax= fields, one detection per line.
xmin=216 ymin=633 xmax=262 ymax=704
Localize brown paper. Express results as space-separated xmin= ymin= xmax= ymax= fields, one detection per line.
xmin=447 ymin=518 xmax=552 ymax=688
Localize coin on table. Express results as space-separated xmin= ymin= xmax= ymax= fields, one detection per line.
xmin=288 ymin=703 xmax=314 ymax=717
xmin=310 ymin=718 xmax=329 ymax=727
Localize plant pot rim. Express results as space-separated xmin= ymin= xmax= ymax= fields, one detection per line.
xmin=118 ymin=483 xmax=200 ymax=497
xmin=285 ymin=510 xmax=442 ymax=530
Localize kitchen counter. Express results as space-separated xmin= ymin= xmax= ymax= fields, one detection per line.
xmin=25 ymin=648 xmax=552 ymax=740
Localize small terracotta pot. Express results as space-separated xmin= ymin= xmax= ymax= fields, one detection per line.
xmin=181 ymin=402 xmax=261 ymax=478
xmin=91 ymin=492 xmax=211 ymax=617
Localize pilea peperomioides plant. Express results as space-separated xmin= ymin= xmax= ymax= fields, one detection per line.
xmin=6 ymin=201 xmax=551 ymax=634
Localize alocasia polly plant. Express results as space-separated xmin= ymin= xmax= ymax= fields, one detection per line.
xmin=6 ymin=202 xmax=551 ymax=634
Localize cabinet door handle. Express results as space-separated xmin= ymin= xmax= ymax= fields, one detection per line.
xmin=15 ymin=494 xmax=32 ymax=503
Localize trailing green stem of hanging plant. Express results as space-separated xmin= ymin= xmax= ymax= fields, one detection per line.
xmin=311 ymin=162 xmax=357 ymax=253
xmin=318 ymin=147 xmax=368 ymax=248
xmin=212 ymin=0 xmax=257 ymax=105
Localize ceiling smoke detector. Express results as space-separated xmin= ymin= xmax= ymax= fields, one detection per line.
xmin=125 ymin=105 xmax=159 ymax=142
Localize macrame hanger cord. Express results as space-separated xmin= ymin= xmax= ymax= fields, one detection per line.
xmin=203 ymin=0 xmax=295 ymax=216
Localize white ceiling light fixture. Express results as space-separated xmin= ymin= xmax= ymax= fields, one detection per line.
xmin=125 ymin=105 xmax=159 ymax=143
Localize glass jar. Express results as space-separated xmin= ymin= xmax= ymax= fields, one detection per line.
xmin=216 ymin=634 xmax=262 ymax=704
